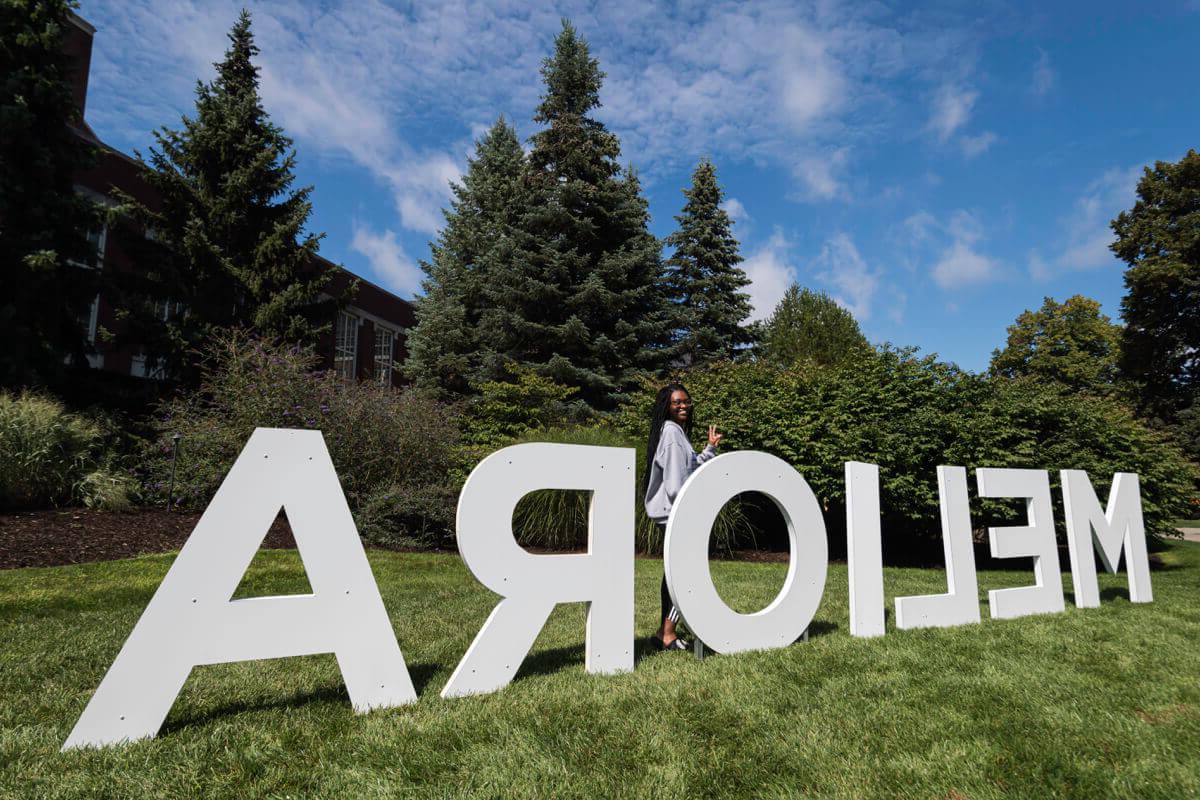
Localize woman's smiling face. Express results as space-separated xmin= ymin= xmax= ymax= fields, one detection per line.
xmin=668 ymin=390 xmax=691 ymax=426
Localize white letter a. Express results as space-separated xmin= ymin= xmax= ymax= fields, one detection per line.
xmin=63 ymin=428 xmax=415 ymax=750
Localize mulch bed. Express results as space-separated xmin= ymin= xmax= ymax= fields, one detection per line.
xmin=0 ymin=509 xmax=791 ymax=570
xmin=0 ymin=508 xmax=298 ymax=570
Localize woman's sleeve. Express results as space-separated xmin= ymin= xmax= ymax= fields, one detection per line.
xmin=695 ymin=443 xmax=718 ymax=466
xmin=658 ymin=439 xmax=692 ymax=505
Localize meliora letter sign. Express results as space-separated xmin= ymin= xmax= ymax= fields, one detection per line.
xmin=62 ymin=428 xmax=1152 ymax=749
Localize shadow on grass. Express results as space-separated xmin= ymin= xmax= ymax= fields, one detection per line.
xmin=159 ymin=662 xmax=443 ymax=737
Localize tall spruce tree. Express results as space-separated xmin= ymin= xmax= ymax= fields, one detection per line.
xmin=113 ymin=10 xmax=335 ymax=383
xmin=478 ymin=20 xmax=670 ymax=408
xmin=405 ymin=118 xmax=526 ymax=395
xmin=664 ymin=159 xmax=753 ymax=364
xmin=0 ymin=0 xmax=101 ymax=388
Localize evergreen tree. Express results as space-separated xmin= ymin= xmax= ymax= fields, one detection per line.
xmin=405 ymin=118 xmax=526 ymax=395
xmin=989 ymin=294 xmax=1121 ymax=394
xmin=479 ymin=20 xmax=670 ymax=408
xmin=757 ymin=285 xmax=870 ymax=369
xmin=0 ymin=0 xmax=101 ymax=388
xmin=112 ymin=10 xmax=336 ymax=383
xmin=664 ymin=159 xmax=753 ymax=364
xmin=1111 ymin=149 xmax=1200 ymax=421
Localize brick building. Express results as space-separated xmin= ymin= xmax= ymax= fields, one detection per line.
xmin=63 ymin=14 xmax=416 ymax=389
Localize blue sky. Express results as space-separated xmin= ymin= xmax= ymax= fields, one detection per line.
xmin=77 ymin=0 xmax=1200 ymax=372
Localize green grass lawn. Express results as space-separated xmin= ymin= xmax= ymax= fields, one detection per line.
xmin=2 ymin=542 xmax=1198 ymax=799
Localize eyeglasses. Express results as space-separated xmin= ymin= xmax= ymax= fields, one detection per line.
xmin=670 ymin=400 xmax=693 ymax=408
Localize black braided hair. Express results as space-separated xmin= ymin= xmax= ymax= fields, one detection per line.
xmin=644 ymin=382 xmax=693 ymax=494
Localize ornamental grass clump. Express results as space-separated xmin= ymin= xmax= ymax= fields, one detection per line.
xmin=0 ymin=392 xmax=135 ymax=511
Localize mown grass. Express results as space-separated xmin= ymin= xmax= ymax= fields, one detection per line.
xmin=2 ymin=541 xmax=1198 ymax=799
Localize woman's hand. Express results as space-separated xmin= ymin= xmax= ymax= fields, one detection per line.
xmin=708 ymin=425 xmax=723 ymax=448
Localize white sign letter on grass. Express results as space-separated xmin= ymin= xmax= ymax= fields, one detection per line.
xmin=846 ymin=462 xmax=885 ymax=638
xmin=63 ymin=428 xmax=415 ymax=750
xmin=895 ymin=466 xmax=980 ymax=630
xmin=1061 ymin=471 xmax=1152 ymax=606
xmin=977 ymin=467 xmax=1065 ymax=619
xmin=442 ymin=443 xmax=635 ymax=698
xmin=664 ymin=452 xmax=827 ymax=654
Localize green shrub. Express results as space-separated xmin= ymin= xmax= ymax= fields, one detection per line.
xmin=615 ymin=349 xmax=1198 ymax=550
xmin=140 ymin=333 xmax=461 ymax=544
xmin=0 ymin=392 xmax=135 ymax=511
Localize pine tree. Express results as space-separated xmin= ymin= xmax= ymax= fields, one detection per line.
xmin=479 ymin=20 xmax=670 ymax=408
xmin=405 ymin=118 xmax=526 ymax=395
xmin=0 ymin=0 xmax=101 ymax=388
xmin=664 ymin=159 xmax=753 ymax=364
xmin=112 ymin=10 xmax=336 ymax=383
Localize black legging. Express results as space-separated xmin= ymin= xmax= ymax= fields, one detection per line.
xmin=657 ymin=522 xmax=680 ymax=624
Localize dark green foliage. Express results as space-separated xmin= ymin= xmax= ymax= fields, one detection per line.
xmin=139 ymin=333 xmax=460 ymax=543
xmin=989 ymin=294 xmax=1122 ymax=394
xmin=461 ymin=362 xmax=582 ymax=447
xmin=110 ymin=11 xmax=337 ymax=384
xmin=756 ymin=284 xmax=870 ymax=369
xmin=1112 ymin=149 xmax=1200 ymax=424
xmin=0 ymin=0 xmax=102 ymax=388
xmin=664 ymin=159 xmax=754 ymax=365
xmin=405 ymin=118 xmax=527 ymax=396
xmin=477 ymin=21 xmax=671 ymax=408
xmin=616 ymin=350 xmax=1197 ymax=549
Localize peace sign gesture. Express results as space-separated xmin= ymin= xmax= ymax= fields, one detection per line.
xmin=708 ymin=425 xmax=723 ymax=448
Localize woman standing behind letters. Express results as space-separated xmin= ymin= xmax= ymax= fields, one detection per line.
xmin=644 ymin=383 xmax=722 ymax=650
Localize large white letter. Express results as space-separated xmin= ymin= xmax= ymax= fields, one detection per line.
xmin=442 ymin=443 xmax=634 ymax=698
xmin=846 ymin=462 xmax=885 ymax=637
xmin=63 ymin=428 xmax=415 ymax=750
xmin=664 ymin=452 xmax=827 ymax=654
xmin=1061 ymin=470 xmax=1152 ymax=606
xmin=895 ymin=466 xmax=981 ymax=629
xmin=976 ymin=467 xmax=1065 ymax=619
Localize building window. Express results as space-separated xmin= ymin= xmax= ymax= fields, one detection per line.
xmin=335 ymin=311 xmax=358 ymax=380
xmin=69 ymin=223 xmax=106 ymax=270
xmin=374 ymin=325 xmax=395 ymax=385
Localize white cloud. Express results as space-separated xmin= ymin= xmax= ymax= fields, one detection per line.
xmin=1031 ymin=49 xmax=1055 ymax=98
xmin=82 ymin=0 xmax=987 ymax=229
xmin=960 ymin=131 xmax=997 ymax=158
xmin=349 ymin=224 xmax=423 ymax=297
xmin=929 ymin=85 xmax=978 ymax=142
xmin=814 ymin=233 xmax=880 ymax=321
xmin=931 ymin=211 xmax=998 ymax=288
xmin=721 ymin=197 xmax=749 ymax=223
xmin=793 ymin=147 xmax=850 ymax=200
xmin=906 ymin=209 xmax=1000 ymax=289
xmin=741 ymin=228 xmax=797 ymax=322
xmin=932 ymin=240 xmax=996 ymax=289
xmin=1029 ymin=166 xmax=1140 ymax=280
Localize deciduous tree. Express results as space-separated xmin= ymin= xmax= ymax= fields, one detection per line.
xmin=1111 ymin=149 xmax=1200 ymax=421
xmin=756 ymin=285 xmax=869 ymax=369
xmin=989 ymin=294 xmax=1121 ymax=394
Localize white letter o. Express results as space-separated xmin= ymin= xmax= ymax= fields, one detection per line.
xmin=664 ymin=451 xmax=827 ymax=654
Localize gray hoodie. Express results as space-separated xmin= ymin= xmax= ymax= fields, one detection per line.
xmin=644 ymin=420 xmax=717 ymax=522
